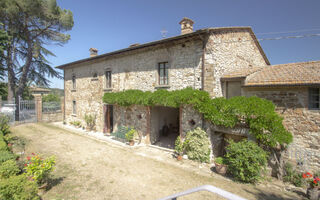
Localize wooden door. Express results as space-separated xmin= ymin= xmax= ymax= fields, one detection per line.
xmin=104 ymin=105 xmax=113 ymax=133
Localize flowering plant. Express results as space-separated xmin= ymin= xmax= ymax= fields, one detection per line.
xmin=302 ymin=172 xmax=320 ymax=188
xmin=24 ymin=153 xmax=55 ymax=184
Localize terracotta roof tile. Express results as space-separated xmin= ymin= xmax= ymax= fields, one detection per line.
xmin=222 ymin=66 xmax=264 ymax=79
xmin=245 ymin=60 xmax=320 ymax=86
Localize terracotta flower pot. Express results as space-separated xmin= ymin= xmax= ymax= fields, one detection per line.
xmin=215 ymin=163 xmax=227 ymax=175
xmin=307 ymin=187 xmax=320 ymax=200
xmin=177 ymin=155 xmax=183 ymax=161
xmin=129 ymin=140 xmax=134 ymax=146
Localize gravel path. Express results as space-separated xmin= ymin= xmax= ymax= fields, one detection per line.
xmin=11 ymin=123 xmax=303 ymax=200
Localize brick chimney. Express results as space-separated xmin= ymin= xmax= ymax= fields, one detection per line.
xmin=179 ymin=17 xmax=194 ymax=35
xmin=89 ymin=48 xmax=98 ymax=57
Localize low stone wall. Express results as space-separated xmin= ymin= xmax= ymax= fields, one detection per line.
xmin=42 ymin=111 xmax=63 ymax=122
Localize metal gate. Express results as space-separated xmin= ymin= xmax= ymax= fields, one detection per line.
xmin=19 ymin=98 xmax=37 ymax=123
xmin=0 ymin=100 xmax=15 ymax=124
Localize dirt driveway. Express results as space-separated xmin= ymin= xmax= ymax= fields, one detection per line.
xmin=11 ymin=123 xmax=303 ymax=200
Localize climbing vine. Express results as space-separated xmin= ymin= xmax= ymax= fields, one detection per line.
xmin=103 ymin=87 xmax=293 ymax=149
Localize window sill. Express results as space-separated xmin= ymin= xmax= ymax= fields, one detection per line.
xmin=103 ymin=88 xmax=113 ymax=92
xmin=155 ymin=85 xmax=170 ymax=89
xmin=71 ymin=89 xmax=76 ymax=92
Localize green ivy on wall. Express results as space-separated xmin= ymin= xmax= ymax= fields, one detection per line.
xmin=103 ymin=87 xmax=293 ymax=148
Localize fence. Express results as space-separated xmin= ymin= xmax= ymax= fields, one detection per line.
xmin=0 ymin=95 xmax=64 ymax=124
xmin=0 ymin=100 xmax=15 ymax=123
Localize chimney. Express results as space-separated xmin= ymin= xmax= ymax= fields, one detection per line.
xmin=179 ymin=17 xmax=194 ymax=35
xmin=89 ymin=48 xmax=98 ymax=57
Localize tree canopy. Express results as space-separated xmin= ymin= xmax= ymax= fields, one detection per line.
xmin=0 ymin=0 xmax=73 ymax=102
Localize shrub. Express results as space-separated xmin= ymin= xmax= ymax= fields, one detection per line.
xmin=0 ymin=174 xmax=39 ymax=200
xmin=70 ymin=121 xmax=81 ymax=127
xmin=3 ymin=134 xmax=17 ymax=144
xmin=184 ymin=127 xmax=211 ymax=163
xmin=0 ymin=138 xmax=8 ymax=151
xmin=0 ymin=151 xmax=16 ymax=164
xmin=84 ymin=114 xmax=96 ymax=131
xmin=174 ymin=136 xmax=184 ymax=155
xmin=283 ymin=163 xmax=306 ymax=187
xmin=214 ymin=157 xmax=226 ymax=165
xmin=0 ymin=160 xmax=20 ymax=178
xmin=224 ymin=140 xmax=268 ymax=183
xmin=125 ymin=128 xmax=136 ymax=142
xmin=42 ymin=93 xmax=60 ymax=102
xmin=0 ymin=115 xmax=10 ymax=136
xmin=24 ymin=154 xmax=55 ymax=184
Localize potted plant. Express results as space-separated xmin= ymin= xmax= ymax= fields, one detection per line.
xmin=125 ymin=128 xmax=136 ymax=146
xmin=303 ymin=172 xmax=320 ymax=200
xmin=84 ymin=114 xmax=96 ymax=131
xmin=214 ymin=157 xmax=227 ymax=175
xmin=174 ymin=136 xmax=184 ymax=161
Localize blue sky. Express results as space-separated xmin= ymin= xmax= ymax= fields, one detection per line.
xmin=48 ymin=0 xmax=320 ymax=89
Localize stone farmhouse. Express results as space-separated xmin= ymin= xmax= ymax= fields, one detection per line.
xmin=57 ymin=18 xmax=320 ymax=171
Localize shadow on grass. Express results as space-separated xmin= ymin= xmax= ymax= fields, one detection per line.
xmin=44 ymin=176 xmax=65 ymax=192
xmin=243 ymin=188 xmax=307 ymax=200
xmin=210 ymin=167 xmax=307 ymax=200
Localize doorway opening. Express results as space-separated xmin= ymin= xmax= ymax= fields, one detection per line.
xmin=150 ymin=106 xmax=180 ymax=149
xmin=104 ymin=104 xmax=113 ymax=133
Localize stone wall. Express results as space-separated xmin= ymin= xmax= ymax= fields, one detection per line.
xmin=113 ymin=105 xmax=149 ymax=143
xmin=180 ymin=105 xmax=203 ymax=137
xmin=244 ymin=87 xmax=320 ymax=172
xmin=204 ymin=30 xmax=268 ymax=97
xmin=64 ymin=39 xmax=203 ymax=132
xmin=42 ymin=111 xmax=63 ymax=122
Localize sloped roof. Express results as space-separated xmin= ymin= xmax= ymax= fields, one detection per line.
xmin=222 ymin=66 xmax=264 ymax=79
xmin=56 ymin=27 xmax=270 ymax=69
xmin=222 ymin=61 xmax=320 ymax=86
xmin=30 ymin=87 xmax=51 ymax=93
xmin=245 ymin=61 xmax=320 ymax=86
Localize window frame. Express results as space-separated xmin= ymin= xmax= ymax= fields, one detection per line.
xmin=158 ymin=62 xmax=169 ymax=85
xmin=72 ymin=74 xmax=76 ymax=90
xmin=72 ymin=100 xmax=76 ymax=115
xmin=105 ymin=70 xmax=112 ymax=88
xmin=308 ymin=87 xmax=320 ymax=110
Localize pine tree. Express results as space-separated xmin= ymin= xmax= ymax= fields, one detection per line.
xmin=0 ymin=0 xmax=73 ymax=120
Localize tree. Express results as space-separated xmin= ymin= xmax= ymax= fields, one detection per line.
xmin=0 ymin=27 xmax=8 ymax=80
xmin=0 ymin=0 xmax=73 ymax=120
xmin=42 ymin=93 xmax=60 ymax=102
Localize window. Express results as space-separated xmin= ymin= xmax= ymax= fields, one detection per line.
xmin=105 ymin=71 xmax=112 ymax=88
xmin=158 ymin=62 xmax=168 ymax=85
xmin=309 ymin=88 xmax=319 ymax=110
xmin=72 ymin=100 xmax=76 ymax=115
xmin=72 ymin=75 xmax=76 ymax=90
xmin=226 ymin=81 xmax=241 ymax=99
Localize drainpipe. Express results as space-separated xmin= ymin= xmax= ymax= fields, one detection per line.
xmin=198 ymin=30 xmax=209 ymax=91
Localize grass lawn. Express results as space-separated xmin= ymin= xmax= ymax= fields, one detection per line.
xmin=11 ymin=123 xmax=304 ymax=200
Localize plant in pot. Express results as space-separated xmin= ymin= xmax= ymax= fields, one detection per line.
xmin=174 ymin=136 xmax=184 ymax=161
xmin=214 ymin=157 xmax=227 ymax=175
xmin=303 ymin=172 xmax=320 ymax=200
xmin=84 ymin=114 xmax=96 ymax=131
xmin=125 ymin=128 xmax=136 ymax=146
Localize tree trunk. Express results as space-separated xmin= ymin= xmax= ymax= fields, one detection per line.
xmin=271 ymin=148 xmax=285 ymax=180
xmin=6 ymin=44 xmax=15 ymax=101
